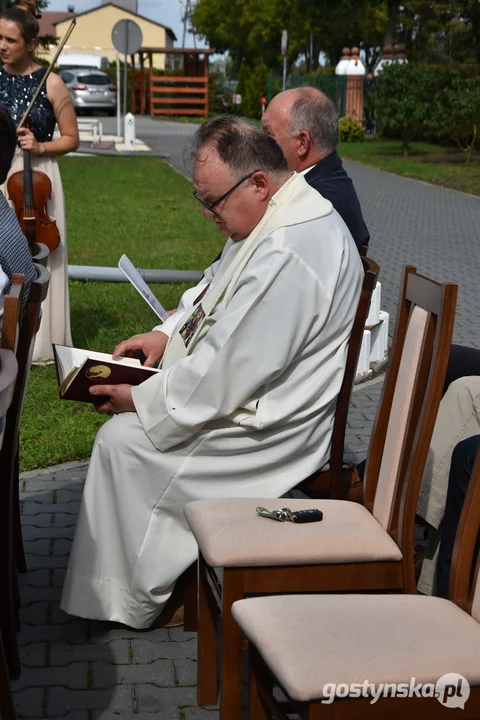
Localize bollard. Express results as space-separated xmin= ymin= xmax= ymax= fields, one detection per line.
xmin=124 ymin=112 xmax=135 ymax=151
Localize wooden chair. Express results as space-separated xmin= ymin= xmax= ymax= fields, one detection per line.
xmin=183 ymin=267 xmax=457 ymax=719
xmin=0 ymin=264 xmax=50 ymax=680
xmin=182 ymin=254 xmax=380 ymax=634
xmin=233 ymin=443 xmax=480 ymax=720
xmin=31 ymin=242 xmax=49 ymax=268
xmin=0 ymin=349 xmax=19 ymax=716
xmin=0 ymin=275 xmax=24 ymax=354
xmin=5 ymin=263 xmax=50 ymax=575
xmin=297 ymin=254 xmax=379 ymax=501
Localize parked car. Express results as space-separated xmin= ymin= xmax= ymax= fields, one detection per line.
xmin=58 ymin=69 xmax=117 ymax=116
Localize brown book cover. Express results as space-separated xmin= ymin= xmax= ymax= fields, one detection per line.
xmin=53 ymin=345 xmax=159 ymax=403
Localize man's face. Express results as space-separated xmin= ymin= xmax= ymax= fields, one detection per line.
xmin=193 ymin=146 xmax=264 ymax=242
xmin=261 ymin=96 xmax=299 ymax=171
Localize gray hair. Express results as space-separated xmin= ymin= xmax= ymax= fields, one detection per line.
xmin=192 ymin=115 xmax=289 ymax=181
xmin=288 ymin=88 xmax=338 ymax=155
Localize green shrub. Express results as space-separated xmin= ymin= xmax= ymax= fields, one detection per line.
xmin=338 ymin=116 xmax=365 ymax=142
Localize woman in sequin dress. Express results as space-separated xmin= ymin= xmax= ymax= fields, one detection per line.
xmin=0 ymin=0 xmax=79 ymax=364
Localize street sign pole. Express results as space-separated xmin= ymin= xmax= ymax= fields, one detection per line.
xmin=281 ymin=30 xmax=288 ymax=91
xmin=123 ymin=21 xmax=129 ymax=121
xmin=111 ymin=18 xmax=142 ymax=149
xmin=116 ymin=51 xmax=121 ymax=140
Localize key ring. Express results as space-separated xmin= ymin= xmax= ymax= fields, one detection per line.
xmin=256 ymin=506 xmax=294 ymax=522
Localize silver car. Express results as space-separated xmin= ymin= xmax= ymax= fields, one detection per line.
xmin=58 ymin=69 xmax=117 ymax=116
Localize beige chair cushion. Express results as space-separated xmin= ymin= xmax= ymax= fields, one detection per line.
xmin=232 ymin=594 xmax=480 ymax=702
xmin=184 ymin=498 xmax=402 ymax=567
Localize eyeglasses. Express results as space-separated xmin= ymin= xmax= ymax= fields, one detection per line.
xmin=193 ymin=169 xmax=260 ymax=216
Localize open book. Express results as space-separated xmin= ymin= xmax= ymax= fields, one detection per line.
xmin=53 ymin=345 xmax=160 ymax=403
xmin=118 ymin=254 xmax=170 ymax=322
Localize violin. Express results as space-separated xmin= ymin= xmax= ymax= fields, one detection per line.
xmin=6 ymin=18 xmax=76 ymax=253
xmin=7 ymin=138 xmax=60 ymax=252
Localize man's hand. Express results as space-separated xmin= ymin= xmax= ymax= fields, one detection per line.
xmin=89 ymin=384 xmax=135 ymax=414
xmin=113 ymin=331 xmax=169 ymax=367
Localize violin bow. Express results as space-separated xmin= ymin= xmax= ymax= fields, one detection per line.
xmin=17 ymin=17 xmax=77 ymax=129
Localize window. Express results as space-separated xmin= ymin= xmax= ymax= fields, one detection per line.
xmin=77 ymin=74 xmax=111 ymax=86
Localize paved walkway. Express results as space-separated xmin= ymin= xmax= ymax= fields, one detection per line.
xmin=13 ymin=118 xmax=480 ymax=716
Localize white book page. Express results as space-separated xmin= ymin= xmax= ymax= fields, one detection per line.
xmin=118 ymin=254 xmax=169 ymax=322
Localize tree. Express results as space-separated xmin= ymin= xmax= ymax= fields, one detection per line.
xmin=373 ymin=63 xmax=436 ymax=156
xmin=430 ymin=75 xmax=480 ymax=163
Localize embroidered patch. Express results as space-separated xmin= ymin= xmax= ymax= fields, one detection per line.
xmin=179 ymin=305 xmax=205 ymax=348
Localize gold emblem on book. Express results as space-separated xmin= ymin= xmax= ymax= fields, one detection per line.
xmin=85 ymin=365 xmax=112 ymax=379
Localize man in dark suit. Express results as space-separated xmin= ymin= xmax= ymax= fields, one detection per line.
xmin=261 ymin=87 xmax=370 ymax=250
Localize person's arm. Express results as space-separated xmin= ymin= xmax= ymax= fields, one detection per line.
xmin=17 ymin=73 xmax=79 ymax=157
xmin=0 ymin=265 xmax=9 ymax=326
xmin=131 ymin=241 xmax=331 ymax=451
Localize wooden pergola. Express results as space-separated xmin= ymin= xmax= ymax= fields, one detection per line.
xmin=130 ymin=47 xmax=215 ymax=117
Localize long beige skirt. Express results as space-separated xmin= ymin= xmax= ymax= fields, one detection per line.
xmin=2 ymin=150 xmax=72 ymax=364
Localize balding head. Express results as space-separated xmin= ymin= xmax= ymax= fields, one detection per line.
xmin=262 ymin=87 xmax=338 ymax=172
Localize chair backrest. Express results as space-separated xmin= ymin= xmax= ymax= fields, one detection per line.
xmin=325 ymin=254 xmax=380 ymax=498
xmin=31 ymin=242 xmax=49 ymax=268
xmin=358 ymin=244 xmax=369 ymax=258
xmin=3 ymin=263 xmax=50 ymax=452
xmin=449 ymin=444 xmax=480 ymax=620
xmin=0 ymin=350 xmax=18 ymax=452
xmin=0 ymin=275 xmax=24 ymax=354
xmin=363 ymin=267 xmax=457 ymax=588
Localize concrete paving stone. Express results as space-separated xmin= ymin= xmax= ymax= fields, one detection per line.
xmin=53 ymin=568 xmax=66 ymax=587
xmin=47 ymin=684 xmax=134 ymax=716
xmin=183 ymin=710 xmax=219 ymax=720
xmin=92 ymin=659 xmax=174 ymax=689
xmin=50 ymin=639 xmax=131 ymax=666
xmin=51 ymin=604 xmax=83 ymax=625
xmin=18 ymin=568 xmax=50 ymax=587
xmin=136 ymin=685 xmax=198 ymax=713
xmin=53 ymin=512 xmax=79 ymax=527
xmin=20 ymin=582 xmax=54 ymax=604
xmin=173 ymin=658 xmax=197 ymax=686
xmin=168 ymin=627 xmax=197 ymax=643
xmin=19 ymin=642 xmax=48 ymax=667
xmin=131 ymin=639 xmax=196 ymax=663
xmin=54 ymin=468 xmax=88 ymax=482
xmin=56 ymin=489 xmax=85 ymax=503
xmin=20 ymin=601 xmax=50 ymax=626
xmin=25 ymin=553 xmax=68 ymax=568
xmin=12 ymin=662 xmax=89 ymax=690
xmin=18 ymin=620 xmax=89 ymax=645
xmin=23 ymin=538 xmax=51 ymax=555
xmin=89 ymin=624 xmax=169 ymax=643
xmin=22 ymin=525 xmax=76 ymax=541
xmin=12 ymin=686 xmax=44 ymax=717
xmin=21 ymin=512 xmax=53 ymax=527
xmin=22 ymin=501 xmax=59 ymax=515
xmin=53 ymin=538 xmax=73 ymax=555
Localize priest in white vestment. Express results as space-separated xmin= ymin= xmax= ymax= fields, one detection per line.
xmin=61 ymin=116 xmax=363 ymax=629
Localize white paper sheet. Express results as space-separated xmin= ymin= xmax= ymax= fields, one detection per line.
xmin=118 ymin=254 xmax=169 ymax=322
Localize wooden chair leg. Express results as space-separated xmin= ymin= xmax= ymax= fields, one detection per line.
xmin=249 ymin=646 xmax=272 ymax=720
xmin=0 ymin=634 xmax=17 ymax=719
xmin=219 ymin=569 xmax=245 ymax=720
xmin=183 ymin=562 xmax=198 ymax=632
xmin=197 ymin=555 xmax=219 ymax=706
xmin=13 ymin=451 xmax=26 ymax=574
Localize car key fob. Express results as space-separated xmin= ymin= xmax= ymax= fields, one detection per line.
xmin=290 ymin=509 xmax=323 ymax=523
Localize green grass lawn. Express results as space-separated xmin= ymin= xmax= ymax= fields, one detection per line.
xmin=20 ymin=156 xmax=225 ymax=472
xmin=339 ymin=138 xmax=480 ymax=196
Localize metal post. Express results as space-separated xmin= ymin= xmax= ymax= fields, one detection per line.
xmin=123 ymin=21 xmax=129 ymax=122
xmin=116 ymin=51 xmax=121 ymax=140
xmin=282 ymin=52 xmax=287 ymax=91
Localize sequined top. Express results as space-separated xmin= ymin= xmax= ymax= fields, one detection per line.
xmin=0 ymin=67 xmax=56 ymax=142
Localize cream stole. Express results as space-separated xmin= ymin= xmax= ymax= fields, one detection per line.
xmin=161 ymin=172 xmax=332 ymax=370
